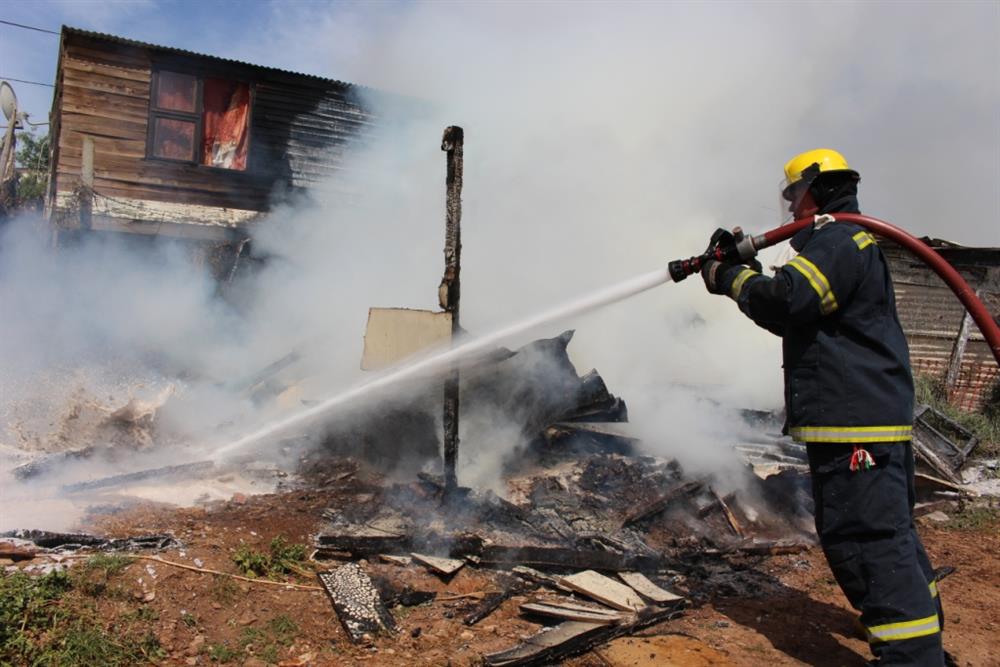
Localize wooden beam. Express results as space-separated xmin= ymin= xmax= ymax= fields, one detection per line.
xmin=440 ymin=125 xmax=464 ymax=493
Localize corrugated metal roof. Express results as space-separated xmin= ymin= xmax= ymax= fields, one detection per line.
xmin=62 ymin=25 xmax=361 ymax=90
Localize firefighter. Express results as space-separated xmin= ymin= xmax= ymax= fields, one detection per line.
xmin=700 ymin=148 xmax=944 ymax=665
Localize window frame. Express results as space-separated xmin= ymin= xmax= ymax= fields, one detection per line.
xmin=145 ymin=67 xmax=255 ymax=172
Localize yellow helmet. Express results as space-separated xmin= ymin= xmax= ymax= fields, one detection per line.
xmin=782 ymin=148 xmax=859 ymax=202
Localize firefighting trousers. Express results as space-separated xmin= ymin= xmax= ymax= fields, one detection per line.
xmin=807 ymin=442 xmax=944 ymax=666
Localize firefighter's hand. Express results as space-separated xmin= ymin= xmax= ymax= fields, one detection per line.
xmin=701 ymin=259 xmax=738 ymax=295
xmin=731 ymin=227 xmax=763 ymax=273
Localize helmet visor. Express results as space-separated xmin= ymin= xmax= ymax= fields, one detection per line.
xmin=778 ymin=177 xmax=808 ymax=225
xmin=778 ymin=163 xmax=820 ymax=225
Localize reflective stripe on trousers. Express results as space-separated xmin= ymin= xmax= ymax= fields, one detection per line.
xmin=791 ymin=425 xmax=912 ymax=443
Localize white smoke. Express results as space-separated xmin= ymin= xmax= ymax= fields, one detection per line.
xmin=1 ymin=2 xmax=997 ymax=519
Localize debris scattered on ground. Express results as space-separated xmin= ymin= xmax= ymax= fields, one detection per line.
xmin=317 ymin=563 xmax=397 ymax=643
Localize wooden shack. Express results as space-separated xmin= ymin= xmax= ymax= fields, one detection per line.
xmin=45 ymin=26 xmax=379 ymax=273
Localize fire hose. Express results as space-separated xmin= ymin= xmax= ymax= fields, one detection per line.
xmin=667 ymin=213 xmax=1000 ymax=367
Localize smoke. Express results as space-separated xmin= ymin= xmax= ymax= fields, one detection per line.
xmin=2 ymin=2 xmax=997 ymax=521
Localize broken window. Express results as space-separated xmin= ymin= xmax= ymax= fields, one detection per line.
xmin=148 ymin=70 xmax=250 ymax=170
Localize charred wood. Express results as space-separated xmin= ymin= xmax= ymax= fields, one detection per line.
xmin=620 ymin=481 xmax=703 ymax=528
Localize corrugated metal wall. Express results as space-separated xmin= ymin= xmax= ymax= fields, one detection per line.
xmin=882 ymin=238 xmax=999 ymax=412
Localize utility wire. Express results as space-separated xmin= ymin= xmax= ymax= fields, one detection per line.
xmin=0 ymin=19 xmax=60 ymax=35
xmin=0 ymin=76 xmax=54 ymax=88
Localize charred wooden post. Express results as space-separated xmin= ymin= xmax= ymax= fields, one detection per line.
xmin=440 ymin=126 xmax=464 ymax=493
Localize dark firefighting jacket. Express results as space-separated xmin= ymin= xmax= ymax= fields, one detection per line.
xmin=720 ymin=199 xmax=914 ymax=443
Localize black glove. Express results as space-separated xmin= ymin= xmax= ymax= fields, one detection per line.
xmin=701 ymin=259 xmax=740 ymax=295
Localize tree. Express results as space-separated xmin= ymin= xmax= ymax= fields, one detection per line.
xmin=14 ymin=131 xmax=49 ymax=210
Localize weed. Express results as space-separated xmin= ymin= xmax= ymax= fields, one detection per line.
xmin=232 ymin=536 xmax=308 ymax=579
xmin=73 ymin=554 xmax=133 ymax=597
xmin=238 ymin=626 xmax=266 ymax=649
xmin=232 ymin=545 xmax=271 ymax=578
xmin=260 ymin=643 xmax=280 ymax=663
xmin=80 ymin=553 xmax=133 ymax=577
xmin=124 ymin=605 xmax=160 ymax=623
xmin=267 ymin=614 xmax=298 ymax=645
xmin=206 ymin=641 xmax=239 ymax=662
xmin=181 ymin=611 xmax=198 ymax=628
xmin=210 ymin=574 xmax=240 ymax=605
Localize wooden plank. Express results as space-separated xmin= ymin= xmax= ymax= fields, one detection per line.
xmin=617 ymin=572 xmax=682 ymax=604
xmin=60 ymin=113 xmax=147 ymax=140
xmin=59 ymin=138 xmax=146 ymax=160
xmin=411 ymin=552 xmax=465 ymax=576
xmin=62 ymin=88 xmax=149 ymax=114
xmin=316 ymin=564 xmax=397 ymax=644
xmin=61 ymin=103 xmax=149 ymax=124
xmin=520 ymin=600 xmax=628 ymax=625
xmin=558 ymin=571 xmax=644 ymax=612
xmin=65 ymin=44 xmax=150 ymax=70
xmin=61 ymin=75 xmax=149 ymax=99
xmin=63 ymin=57 xmax=151 ymax=83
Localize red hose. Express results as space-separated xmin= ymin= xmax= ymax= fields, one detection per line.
xmin=755 ymin=214 xmax=1000 ymax=366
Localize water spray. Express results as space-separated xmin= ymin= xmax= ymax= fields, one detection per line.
xmin=217 ymin=212 xmax=999 ymax=461
xmin=213 ymin=268 xmax=672 ymax=459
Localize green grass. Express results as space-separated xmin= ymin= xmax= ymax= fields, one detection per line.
xmin=230 ymin=617 xmax=299 ymax=664
xmin=944 ymin=505 xmax=1000 ymax=531
xmin=915 ymin=374 xmax=1000 ymax=458
xmin=267 ymin=615 xmax=298 ymax=646
xmin=232 ymin=536 xmax=308 ymax=580
xmin=0 ymin=565 xmax=165 ymax=666
xmin=206 ymin=641 xmax=239 ymax=662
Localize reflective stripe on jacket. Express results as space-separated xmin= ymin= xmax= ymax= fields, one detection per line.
xmin=722 ymin=215 xmax=914 ymax=442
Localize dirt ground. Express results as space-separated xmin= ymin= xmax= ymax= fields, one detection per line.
xmin=38 ymin=482 xmax=992 ymax=667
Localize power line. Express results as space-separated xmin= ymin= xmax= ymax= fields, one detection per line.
xmin=0 ymin=76 xmax=54 ymax=88
xmin=0 ymin=19 xmax=59 ymax=35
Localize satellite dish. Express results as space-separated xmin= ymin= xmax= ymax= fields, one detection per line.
xmin=0 ymin=81 xmax=17 ymax=122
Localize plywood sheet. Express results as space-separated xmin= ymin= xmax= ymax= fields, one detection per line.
xmin=559 ymin=570 xmax=644 ymax=612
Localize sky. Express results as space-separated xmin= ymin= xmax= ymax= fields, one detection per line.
xmin=1 ymin=0 xmax=999 ymax=488
xmin=2 ymin=1 xmax=997 ymax=244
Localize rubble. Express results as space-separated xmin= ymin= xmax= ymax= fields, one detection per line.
xmin=1 ymin=529 xmax=178 ymax=552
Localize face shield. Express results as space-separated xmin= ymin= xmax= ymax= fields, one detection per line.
xmin=778 ymin=163 xmax=821 ymax=225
